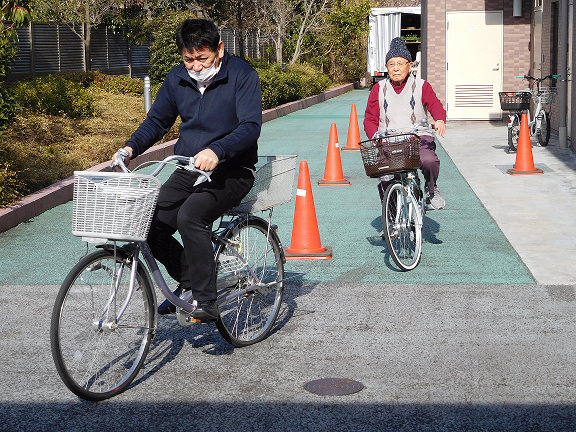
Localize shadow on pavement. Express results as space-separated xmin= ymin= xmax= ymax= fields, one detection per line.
xmin=2 ymin=401 xmax=575 ymax=431
xmin=131 ymin=280 xmax=318 ymax=391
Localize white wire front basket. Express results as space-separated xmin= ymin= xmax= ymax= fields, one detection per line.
xmin=231 ymin=155 xmax=298 ymax=213
xmin=533 ymin=87 xmax=557 ymax=105
xmin=72 ymin=171 xmax=162 ymax=242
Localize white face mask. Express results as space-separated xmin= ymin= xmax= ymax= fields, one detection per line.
xmin=187 ymin=59 xmax=220 ymax=82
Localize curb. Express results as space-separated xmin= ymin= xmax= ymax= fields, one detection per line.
xmin=0 ymin=82 xmax=358 ymax=234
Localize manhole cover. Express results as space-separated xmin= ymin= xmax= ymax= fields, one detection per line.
xmin=304 ymin=378 xmax=364 ymax=396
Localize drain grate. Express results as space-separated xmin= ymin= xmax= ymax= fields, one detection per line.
xmin=304 ymin=378 xmax=364 ymax=396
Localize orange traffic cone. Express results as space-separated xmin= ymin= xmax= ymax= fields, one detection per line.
xmin=342 ymin=103 xmax=361 ymax=151
xmin=285 ymin=161 xmax=332 ymax=260
xmin=507 ymin=113 xmax=543 ymax=175
xmin=318 ymin=123 xmax=351 ymax=186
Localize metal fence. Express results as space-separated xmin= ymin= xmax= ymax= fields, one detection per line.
xmin=7 ymin=22 xmax=150 ymax=82
xmin=7 ymin=22 xmax=268 ymax=83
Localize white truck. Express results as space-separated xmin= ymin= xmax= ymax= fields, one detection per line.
xmin=367 ymin=7 xmax=422 ymax=85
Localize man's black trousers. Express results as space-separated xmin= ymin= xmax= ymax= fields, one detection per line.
xmin=147 ymin=166 xmax=254 ymax=302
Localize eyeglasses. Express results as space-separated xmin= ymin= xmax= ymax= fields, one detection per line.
xmin=386 ymin=61 xmax=409 ymax=68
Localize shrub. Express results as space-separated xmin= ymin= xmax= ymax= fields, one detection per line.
xmin=10 ymin=74 xmax=98 ymax=119
xmin=257 ymin=63 xmax=330 ymax=110
xmin=0 ymin=159 xmax=24 ymax=207
xmin=61 ymin=70 xmax=98 ymax=88
xmin=258 ymin=66 xmax=302 ymax=110
xmin=90 ymin=72 xmax=144 ymax=95
xmin=245 ymin=57 xmax=272 ymax=70
xmin=63 ymin=71 xmax=144 ymax=96
xmin=0 ymin=26 xmax=19 ymax=130
xmin=287 ymin=63 xmax=331 ymax=98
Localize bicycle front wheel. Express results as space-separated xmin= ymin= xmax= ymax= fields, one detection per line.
xmin=50 ymin=248 xmax=155 ymax=401
xmin=215 ymin=217 xmax=284 ymax=347
xmin=537 ymin=110 xmax=550 ymax=146
xmin=382 ymin=182 xmax=422 ymax=271
xmin=507 ymin=113 xmax=521 ymax=151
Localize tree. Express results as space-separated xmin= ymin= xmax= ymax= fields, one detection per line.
xmin=263 ymin=0 xmax=296 ymax=64
xmin=289 ymin=0 xmax=328 ymax=65
xmin=1 ymin=0 xmax=31 ymax=25
xmin=0 ymin=1 xmax=31 ymax=129
xmin=223 ymin=0 xmax=263 ymax=60
xmin=319 ymin=0 xmax=371 ymax=80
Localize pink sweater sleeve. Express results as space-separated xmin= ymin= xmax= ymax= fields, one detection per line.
xmin=422 ymin=81 xmax=447 ymax=122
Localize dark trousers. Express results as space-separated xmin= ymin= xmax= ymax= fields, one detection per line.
xmin=378 ymin=135 xmax=441 ymax=200
xmin=419 ymin=135 xmax=440 ymax=195
xmin=147 ymin=166 xmax=254 ymax=302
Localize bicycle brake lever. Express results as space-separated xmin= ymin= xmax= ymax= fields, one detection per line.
xmin=193 ymin=170 xmax=212 ymax=186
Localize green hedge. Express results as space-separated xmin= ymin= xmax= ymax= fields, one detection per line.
xmin=64 ymin=71 xmax=144 ymax=96
xmin=255 ymin=63 xmax=331 ymax=110
xmin=0 ymin=160 xmax=23 ymax=206
xmin=10 ymin=75 xmax=98 ymax=119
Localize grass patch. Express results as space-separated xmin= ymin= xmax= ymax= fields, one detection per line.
xmin=0 ymin=89 xmax=179 ymax=206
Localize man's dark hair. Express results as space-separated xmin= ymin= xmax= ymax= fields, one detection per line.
xmin=176 ymin=19 xmax=220 ymax=54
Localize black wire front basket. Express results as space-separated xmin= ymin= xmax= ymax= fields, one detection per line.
xmin=498 ymin=92 xmax=531 ymax=111
xmin=359 ymin=133 xmax=421 ymax=178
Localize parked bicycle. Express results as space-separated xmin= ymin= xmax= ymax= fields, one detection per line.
xmin=359 ymin=120 xmax=434 ymax=271
xmin=50 ymin=152 xmax=299 ymax=401
xmin=499 ymin=74 xmax=560 ymax=152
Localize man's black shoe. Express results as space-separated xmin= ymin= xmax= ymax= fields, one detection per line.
xmin=158 ymin=284 xmax=190 ymax=315
xmin=192 ymin=300 xmax=219 ymax=323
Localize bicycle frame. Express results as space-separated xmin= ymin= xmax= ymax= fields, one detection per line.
xmin=98 ymin=209 xmax=301 ymax=330
xmin=509 ymin=97 xmax=544 ymax=136
xmin=398 ymin=171 xmax=424 ymax=233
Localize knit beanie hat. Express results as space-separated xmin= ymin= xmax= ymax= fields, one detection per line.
xmin=385 ymin=37 xmax=412 ymax=63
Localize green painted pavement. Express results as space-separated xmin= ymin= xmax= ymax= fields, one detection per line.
xmin=0 ymin=89 xmax=534 ymax=285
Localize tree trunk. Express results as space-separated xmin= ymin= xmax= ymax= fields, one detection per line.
xmin=84 ymin=1 xmax=91 ymax=71
xmin=236 ymin=6 xmax=245 ymax=59
xmin=275 ymin=22 xmax=283 ymax=64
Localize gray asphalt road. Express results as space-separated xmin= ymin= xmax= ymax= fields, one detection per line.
xmin=2 ymin=280 xmax=576 ymax=431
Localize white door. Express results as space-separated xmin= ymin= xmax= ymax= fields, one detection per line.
xmin=446 ymin=11 xmax=503 ymax=120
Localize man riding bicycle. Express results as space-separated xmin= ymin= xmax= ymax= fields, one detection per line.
xmin=364 ymin=37 xmax=447 ymax=210
xmin=112 ymin=19 xmax=261 ymax=323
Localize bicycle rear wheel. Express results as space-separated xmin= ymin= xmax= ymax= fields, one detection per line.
xmin=382 ymin=182 xmax=422 ymax=271
xmin=507 ymin=113 xmax=521 ymax=152
xmin=537 ymin=110 xmax=550 ymax=146
xmin=215 ymin=216 xmax=284 ymax=347
xmin=50 ymin=248 xmax=154 ymax=401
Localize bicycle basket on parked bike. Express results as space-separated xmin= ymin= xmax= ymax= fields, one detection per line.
xmin=72 ymin=171 xmax=162 ymax=242
xmin=498 ymin=91 xmax=531 ymax=111
xmin=359 ymin=133 xmax=421 ymax=177
xmin=533 ymin=87 xmax=557 ymax=105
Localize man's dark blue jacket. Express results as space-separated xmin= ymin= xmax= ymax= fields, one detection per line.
xmin=126 ymin=51 xmax=261 ymax=169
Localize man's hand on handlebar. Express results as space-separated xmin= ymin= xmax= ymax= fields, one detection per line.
xmin=111 ymin=146 xmax=133 ymax=168
xmin=194 ymin=148 xmax=219 ymax=171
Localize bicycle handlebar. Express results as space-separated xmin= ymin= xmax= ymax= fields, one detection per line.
xmin=111 ymin=151 xmax=212 ymax=184
xmin=514 ymin=74 xmax=561 ymax=93
xmin=411 ymin=118 xmax=435 ymax=134
xmin=515 ymin=74 xmax=561 ymax=81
